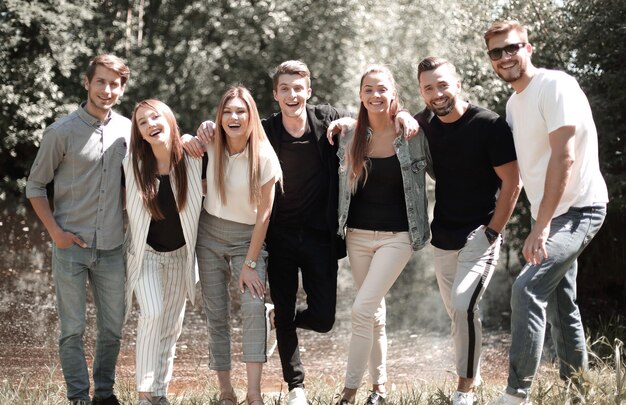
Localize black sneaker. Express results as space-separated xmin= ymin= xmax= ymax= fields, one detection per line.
xmin=91 ymin=394 xmax=121 ymax=405
xmin=364 ymin=392 xmax=386 ymax=405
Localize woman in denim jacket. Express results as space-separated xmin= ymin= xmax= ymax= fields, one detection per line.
xmin=333 ymin=65 xmax=431 ymax=405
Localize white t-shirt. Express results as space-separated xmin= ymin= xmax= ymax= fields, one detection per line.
xmin=204 ymin=139 xmax=282 ymax=225
xmin=506 ymin=68 xmax=608 ymax=220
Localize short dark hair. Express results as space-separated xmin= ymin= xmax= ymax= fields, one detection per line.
xmin=85 ymin=54 xmax=130 ymax=86
xmin=417 ymin=56 xmax=458 ymax=82
xmin=271 ymin=60 xmax=311 ymax=90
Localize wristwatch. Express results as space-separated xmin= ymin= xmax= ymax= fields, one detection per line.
xmin=484 ymin=227 xmax=500 ymax=245
xmin=244 ymin=258 xmax=257 ymax=269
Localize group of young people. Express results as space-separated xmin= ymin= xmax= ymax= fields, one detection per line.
xmin=25 ymin=18 xmax=608 ymax=405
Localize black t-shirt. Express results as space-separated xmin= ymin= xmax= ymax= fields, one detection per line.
xmin=272 ymin=122 xmax=329 ymax=230
xmin=347 ymin=155 xmax=408 ymax=232
xmin=416 ymin=104 xmax=517 ymax=250
xmin=147 ymin=175 xmax=186 ymax=252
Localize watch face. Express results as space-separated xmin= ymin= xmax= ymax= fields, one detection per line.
xmin=246 ymin=259 xmax=257 ymax=269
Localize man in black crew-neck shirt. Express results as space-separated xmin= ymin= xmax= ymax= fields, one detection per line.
xmin=415 ymin=57 xmax=521 ymax=405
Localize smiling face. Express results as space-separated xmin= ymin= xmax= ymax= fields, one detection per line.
xmin=134 ymin=106 xmax=172 ymax=148
xmin=359 ymin=71 xmax=396 ymax=116
xmin=419 ymin=64 xmax=461 ymax=119
xmin=84 ymin=65 xmax=125 ymax=121
xmin=488 ymin=29 xmax=532 ymax=85
xmin=273 ymin=73 xmax=311 ymax=119
xmin=221 ymin=96 xmax=250 ymax=147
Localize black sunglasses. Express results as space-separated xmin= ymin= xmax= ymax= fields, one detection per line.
xmin=487 ymin=43 xmax=526 ymax=61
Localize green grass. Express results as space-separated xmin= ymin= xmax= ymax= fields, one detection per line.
xmin=2 ymin=339 xmax=624 ymax=405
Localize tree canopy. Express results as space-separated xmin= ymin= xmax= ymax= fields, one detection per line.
xmin=1 ymin=0 xmax=624 ymax=302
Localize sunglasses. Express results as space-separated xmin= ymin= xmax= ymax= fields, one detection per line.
xmin=487 ymin=43 xmax=526 ymax=61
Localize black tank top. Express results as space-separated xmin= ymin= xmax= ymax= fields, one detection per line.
xmin=347 ymin=155 xmax=408 ymax=232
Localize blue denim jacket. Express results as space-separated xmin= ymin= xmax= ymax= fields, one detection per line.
xmin=337 ymin=127 xmax=432 ymax=251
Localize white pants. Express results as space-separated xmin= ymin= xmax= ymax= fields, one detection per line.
xmin=135 ymin=245 xmax=188 ymax=396
xmin=344 ymin=228 xmax=413 ymax=389
xmin=433 ymin=225 xmax=500 ymax=379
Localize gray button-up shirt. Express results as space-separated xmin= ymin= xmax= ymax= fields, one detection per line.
xmin=26 ymin=105 xmax=131 ymax=250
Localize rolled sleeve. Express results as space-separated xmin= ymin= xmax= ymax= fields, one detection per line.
xmin=26 ymin=126 xmax=64 ymax=199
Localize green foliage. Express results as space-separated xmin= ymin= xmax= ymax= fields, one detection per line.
xmin=0 ymin=0 xmax=623 ymax=307
xmin=566 ymin=0 xmax=626 ymax=212
xmin=0 ymin=0 xmax=94 ymax=198
xmin=85 ymin=0 xmax=362 ymax=132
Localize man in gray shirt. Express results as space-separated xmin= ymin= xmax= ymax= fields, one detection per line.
xmin=26 ymin=54 xmax=130 ymax=405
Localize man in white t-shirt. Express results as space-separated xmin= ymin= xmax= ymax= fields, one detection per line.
xmin=484 ymin=20 xmax=608 ymax=405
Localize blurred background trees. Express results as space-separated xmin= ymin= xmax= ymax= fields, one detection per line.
xmin=1 ymin=0 xmax=624 ymax=328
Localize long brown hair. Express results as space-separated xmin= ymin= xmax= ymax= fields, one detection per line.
xmin=213 ymin=86 xmax=267 ymax=205
xmin=130 ymin=99 xmax=188 ymax=220
xmin=348 ymin=65 xmax=400 ymax=193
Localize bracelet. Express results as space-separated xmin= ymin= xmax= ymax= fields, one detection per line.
xmin=484 ymin=227 xmax=500 ymax=245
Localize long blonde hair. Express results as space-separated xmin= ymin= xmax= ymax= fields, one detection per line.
xmin=347 ymin=65 xmax=400 ymax=194
xmin=213 ymin=86 xmax=267 ymax=205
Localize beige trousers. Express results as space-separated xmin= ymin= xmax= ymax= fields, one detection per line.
xmin=344 ymin=228 xmax=413 ymax=389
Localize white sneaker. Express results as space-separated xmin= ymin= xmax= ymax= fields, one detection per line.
xmin=287 ymin=387 xmax=307 ymax=405
xmin=452 ymin=391 xmax=474 ymax=405
xmin=487 ymin=393 xmax=531 ymax=405
xmin=265 ymin=303 xmax=277 ymax=356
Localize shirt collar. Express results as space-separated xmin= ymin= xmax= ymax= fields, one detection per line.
xmin=78 ymin=102 xmax=113 ymax=127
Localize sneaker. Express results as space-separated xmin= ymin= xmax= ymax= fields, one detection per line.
xmin=364 ymin=391 xmax=385 ymax=405
xmin=287 ymin=387 xmax=307 ymax=405
xmin=91 ymin=395 xmax=121 ymax=405
xmin=452 ymin=391 xmax=474 ymax=405
xmin=265 ymin=303 xmax=277 ymax=357
xmin=487 ymin=393 xmax=531 ymax=405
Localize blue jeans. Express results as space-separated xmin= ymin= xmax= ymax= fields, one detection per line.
xmin=506 ymin=205 xmax=606 ymax=398
xmin=52 ymin=243 xmax=125 ymax=402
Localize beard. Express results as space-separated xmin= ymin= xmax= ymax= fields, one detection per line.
xmin=496 ymin=60 xmax=526 ymax=83
xmin=427 ymin=95 xmax=455 ymax=117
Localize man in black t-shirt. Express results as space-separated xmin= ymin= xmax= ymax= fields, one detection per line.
xmin=260 ymin=61 xmax=349 ymax=405
xmin=415 ymin=57 xmax=521 ymax=405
